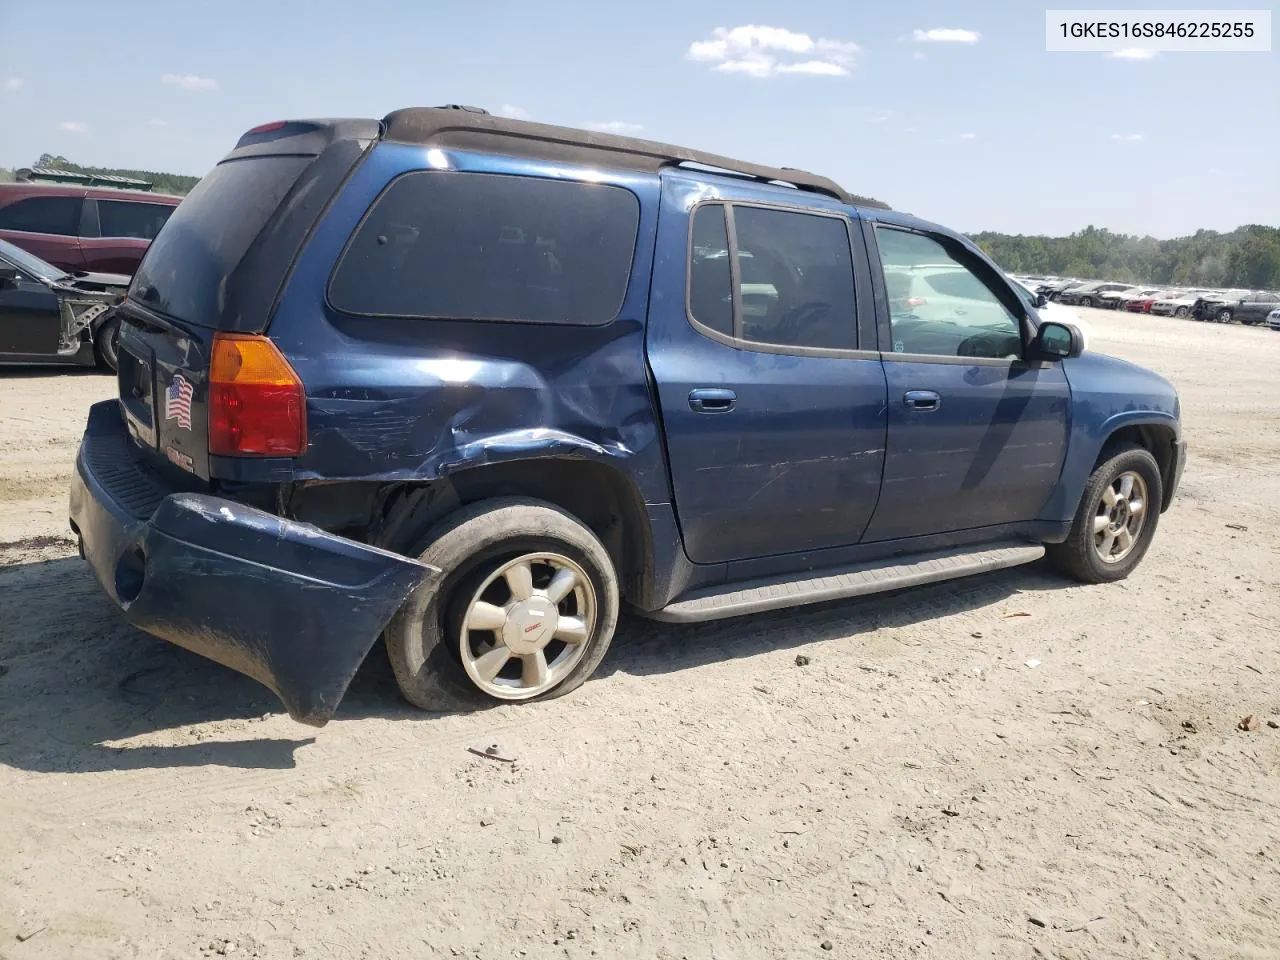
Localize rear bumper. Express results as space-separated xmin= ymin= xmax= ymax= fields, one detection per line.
xmin=69 ymin=401 xmax=437 ymax=726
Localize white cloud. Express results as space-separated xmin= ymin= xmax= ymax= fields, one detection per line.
xmin=687 ymin=24 xmax=859 ymax=78
xmin=960 ymin=132 xmax=977 ymax=140
xmin=585 ymin=121 xmax=644 ymax=135
xmin=58 ymin=121 xmax=87 ymax=133
xmin=497 ymin=104 xmax=529 ymax=120
xmin=913 ymin=51 xmax=927 ymax=60
xmin=1110 ymin=133 xmax=1145 ymax=141
xmin=912 ymin=28 xmax=981 ymax=43
xmin=149 ymin=117 xmax=168 ymax=127
xmin=868 ymin=114 xmax=891 ymax=123
xmin=1108 ymin=48 xmax=1158 ymax=60
xmin=4 ymin=77 xmax=23 ymax=91
xmin=161 ymin=73 xmax=217 ymax=91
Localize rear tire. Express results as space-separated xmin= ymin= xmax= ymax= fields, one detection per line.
xmin=384 ymin=497 xmax=620 ymax=711
xmin=1174 ymin=306 xmax=1188 ymax=318
xmin=1047 ymin=443 xmax=1163 ymax=584
xmin=93 ymin=315 xmax=121 ymax=372
xmin=1217 ymin=308 xmax=1233 ymax=324
xmin=1079 ymin=296 xmax=1093 ymax=308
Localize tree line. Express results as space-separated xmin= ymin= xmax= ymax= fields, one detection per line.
xmin=27 ymin=153 xmax=201 ymax=197
xmin=972 ymin=224 xmax=1280 ymax=290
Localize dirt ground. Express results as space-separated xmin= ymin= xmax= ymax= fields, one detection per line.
xmin=1 ymin=309 xmax=1278 ymax=960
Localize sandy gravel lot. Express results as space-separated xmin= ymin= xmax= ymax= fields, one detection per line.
xmin=1 ymin=309 xmax=1278 ymax=960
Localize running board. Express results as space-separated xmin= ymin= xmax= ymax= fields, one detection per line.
xmin=649 ymin=542 xmax=1046 ymax=623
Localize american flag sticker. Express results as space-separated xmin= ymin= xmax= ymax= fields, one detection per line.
xmin=165 ymin=374 xmax=194 ymax=431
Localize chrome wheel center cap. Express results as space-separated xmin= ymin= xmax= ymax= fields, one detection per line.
xmin=503 ymin=600 xmax=559 ymax=654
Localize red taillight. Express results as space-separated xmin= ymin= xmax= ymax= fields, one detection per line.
xmin=246 ymin=120 xmax=287 ymax=135
xmin=905 ymin=296 xmax=928 ymax=309
xmin=208 ymin=333 xmax=306 ymax=457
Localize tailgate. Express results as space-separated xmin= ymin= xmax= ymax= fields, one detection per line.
xmin=116 ymin=302 xmax=214 ymax=479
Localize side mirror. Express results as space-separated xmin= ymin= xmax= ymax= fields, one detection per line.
xmin=1031 ymin=320 xmax=1084 ymax=361
xmin=0 ymin=266 xmax=18 ymax=289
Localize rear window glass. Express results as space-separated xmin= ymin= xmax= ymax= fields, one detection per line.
xmin=98 ymin=200 xmax=174 ymax=240
xmin=329 ymin=171 xmax=640 ymax=325
xmin=130 ymin=156 xmax=310 ymax=327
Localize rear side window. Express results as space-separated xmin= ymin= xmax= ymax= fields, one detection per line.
xmin=0 ymin=196 xmax=81 ymax=236
xmin=688 ymin=204 xmax=733 ymax=336
xmin=98 ymin=200 xmax=174 ymax=240
xmin=685 ymin=202 xmax=858 ymax=352
xmin=330 ymin=172 xmax=640 ymax=326
xmin=733 ymin=206 xmax=856 ymax=350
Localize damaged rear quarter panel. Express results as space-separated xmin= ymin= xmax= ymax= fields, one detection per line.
xmin=266 ymin=143 xmax=671 ymax=501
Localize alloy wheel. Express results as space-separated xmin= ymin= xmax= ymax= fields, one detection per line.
xmin=457 ymin=552 xmax=596 ymax=700
xmin=1092 ymin=471 xmax=1148 ymax=564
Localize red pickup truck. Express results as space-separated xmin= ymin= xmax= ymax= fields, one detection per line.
xmin=0 ymin=183 xmax=182 ymax=275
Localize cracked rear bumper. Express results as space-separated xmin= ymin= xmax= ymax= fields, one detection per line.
xmin=69 ymin=401 xmax=437 ymax=725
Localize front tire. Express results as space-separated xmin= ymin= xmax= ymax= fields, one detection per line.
xmin=1217 ymin=308 xmax=1233 ymax=324
xmin=1079 ymin=296 xmax=1093 ymax=308
xmin=1174 ymin=306 xmax=1189 ymax=318
xmin=1047 ymin=443 xmax=1163 ymax=584
xmin=384 ymin=497 xmax=620 ymax=711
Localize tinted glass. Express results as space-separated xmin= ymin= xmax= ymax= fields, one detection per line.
xmin=0 ymin=196 xmax=81 ymax=236
xmin=330 ymin=172 xmax=640 ymax=325
xmin=687 ymin=204 xmax=733 ymax=336
xmin=876 ymin=227 xmax=1022 ymax=359
xmin=732 ymin=206 xmax=855 ymax=350
xmin=131 ymin=156 xmax=309 ymax=327
xmin=98 ymin=200 xmax=175 ymax=240
xmin=0 ymin=237 xmax=66 ymax=281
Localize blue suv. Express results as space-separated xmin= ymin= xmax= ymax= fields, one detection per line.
xmin=69 ymin=106 xmax=1187 ymax=725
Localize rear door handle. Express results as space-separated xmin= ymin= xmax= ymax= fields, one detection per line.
xmin=689 ymin=388 xmax=737 ymax=413
xmin=903 ymin=390 xmax=941 ymax=412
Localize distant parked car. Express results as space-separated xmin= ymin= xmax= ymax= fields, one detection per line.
xmin=0 ymin=237 xmax=128 ymax=368
xmin=1152 ymin=291 xmax=1208 ymax=318
xmin=1123 ymin=289 xmax=1176 ymax=313
xmin=1058 ymin=281 xmax=1135 ymax=308
xmin=1269 ymin=308 xmax=1280 ymax=331
xmin=1096 ymin=285 xmax=1138 ymax=309
xmin=0 ymin=181 xmax=182 ymax=275
xmin=1199 ymin=290 xmax=1280 ymax=325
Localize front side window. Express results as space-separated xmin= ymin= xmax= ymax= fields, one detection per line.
xmin=0 ymin=196 xmax=81 ymax=236
xmin=98 ymin=200 xmax=175 ymax=240
xmin=685 ymin=202 xmax=857 ymax=351
xmin=876 ymin=227 xmax=1023 ymax=359
xmin=330 ymin=172 xmax=640 ymax=326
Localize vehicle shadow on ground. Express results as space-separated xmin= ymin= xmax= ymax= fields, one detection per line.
xmin=0 ymin=552 xmax=1072 ymax=775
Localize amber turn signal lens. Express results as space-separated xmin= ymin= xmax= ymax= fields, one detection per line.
xmin=208 ymin=333 xmax=307 ymax=457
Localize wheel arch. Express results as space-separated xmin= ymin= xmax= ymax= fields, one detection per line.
xmin=369 ymin=456 xmax=655 ymax=607
xmin=1096 ymin=417 xmax=1179 ymax=512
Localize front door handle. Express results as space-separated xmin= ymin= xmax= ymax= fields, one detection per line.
xmin=689 ymin=388 xmax=737 ymax=413
xmin=903 ymin=390 xmax=941 ymax=412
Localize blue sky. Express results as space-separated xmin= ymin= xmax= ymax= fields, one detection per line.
xmin=0 ymin=0 xmax=1275 ymax=237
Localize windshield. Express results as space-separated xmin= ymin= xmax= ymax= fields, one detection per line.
xmin=0 ymin=237 xmax=67 ymax=282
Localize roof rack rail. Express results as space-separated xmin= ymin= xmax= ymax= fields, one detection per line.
xmin=380 ymin=107 xmax=889 ymax=209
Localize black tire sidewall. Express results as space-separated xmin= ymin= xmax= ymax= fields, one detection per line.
xmin=384 ymin=499 xmax=620 ymax=711
xmin=1069 ymin=446 xmax=1163 ymax=582
xmin=95 ymin=316 xmax=121 ymax=372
